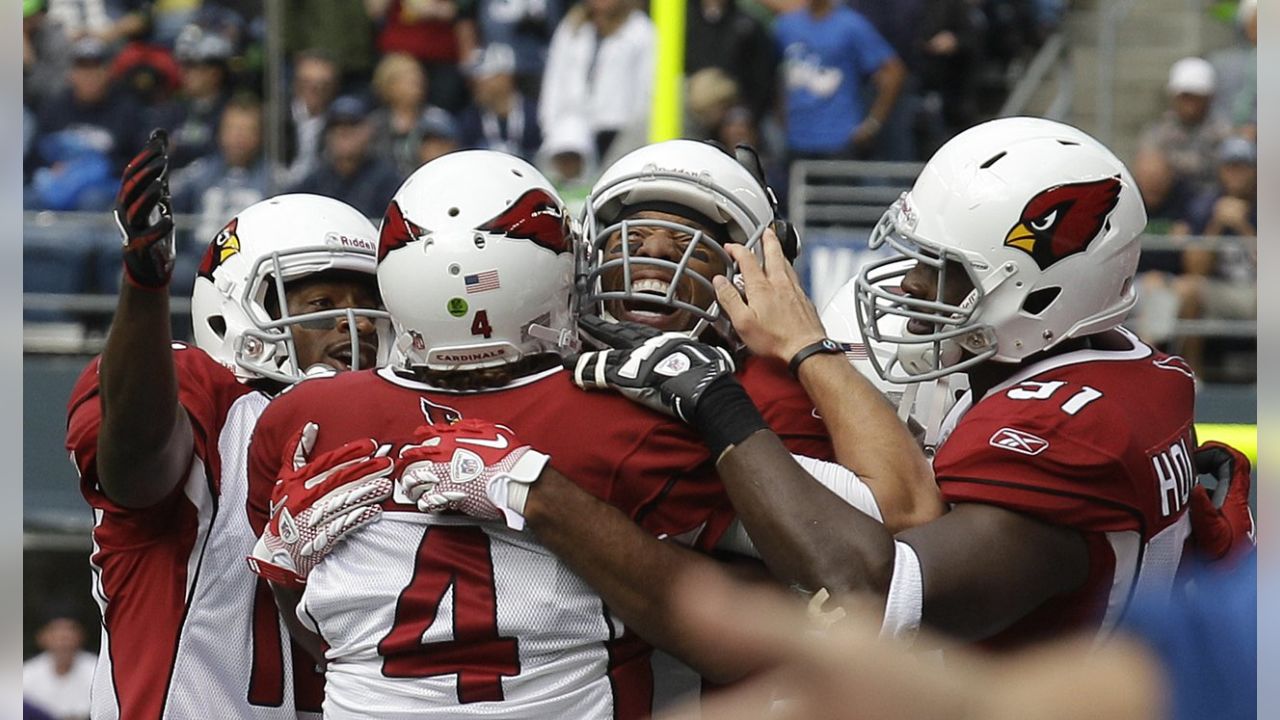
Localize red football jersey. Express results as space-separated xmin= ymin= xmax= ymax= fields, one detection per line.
xmin=248 ymin=359 xmax=831 ymax=718
xmin=66 ymin=343 xmax=324 ymax=719
xmin=932 ymin=329 xmax=1196 ymax=647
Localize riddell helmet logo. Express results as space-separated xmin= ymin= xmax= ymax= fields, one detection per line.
xmin=1003 ymin=177 xmax=1122 ymax=270
xmin=197 ymin=218 xmax=240 ymax=279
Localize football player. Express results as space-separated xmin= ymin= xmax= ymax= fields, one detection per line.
xmin=577 ymin=140 xmax=941 ymax=532
xmin=589 ymin=117 xmax=1244 ymax=646
xmin=65 ymin=130 xmax=391 ymax=718
xmin=246 ymin=150 xmax=919 ymax=717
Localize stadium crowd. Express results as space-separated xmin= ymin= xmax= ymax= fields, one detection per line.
xmin=23 ymin=0 xmax=1062 ymax=290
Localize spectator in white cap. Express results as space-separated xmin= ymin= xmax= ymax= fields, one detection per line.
xmin=1137 ymin=56 xmax=1232 ymax=193
xmin=536 ymin=113 xmax=596 ymax=215
xmin=459 ymin=44 xmax=543 ymax=162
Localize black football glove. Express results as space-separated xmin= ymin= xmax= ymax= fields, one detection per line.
xmin=114 ymin=129 xmax=176 ymax=289
xmin=567 ymin=316 xmax=768 ymax=458
xmin=568 ymin=315 xmax=737 ymax=422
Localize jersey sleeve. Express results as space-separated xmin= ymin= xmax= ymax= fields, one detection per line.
xmin=245 ymin=389 xmax=303 ymax=536
xmin=740 ymin=357 xmax=835 ymax=461
xmin=933 ymin=384 xmax=1143 ymax=534
xmin=65 ymin=346 xmax=245 ymax=533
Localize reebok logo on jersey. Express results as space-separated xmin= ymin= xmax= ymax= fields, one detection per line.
xmin=988 ymin=427 xmax=1049 ymax=456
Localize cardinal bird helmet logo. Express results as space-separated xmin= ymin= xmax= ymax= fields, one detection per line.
xmin=378 ymin=200 xmax=427 ymax=262
xmin=1003 ymin=177 xmax=1122 ymax=270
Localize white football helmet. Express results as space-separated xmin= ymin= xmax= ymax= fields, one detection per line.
xmin=377 ymin=150 xmax=576 ymax=372
xmin=191 ymin=194 xmax=391 ymax=383
xmin=821 ymin=271 xmax=966 ymax=453
xmin=854 ymin=117 xmax=1147 ymax=382
xmin=579 ymin=139 xmax=775 ymax=343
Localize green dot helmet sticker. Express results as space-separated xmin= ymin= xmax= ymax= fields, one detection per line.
xmin=447 ymin=297 xmax=469 ymax=317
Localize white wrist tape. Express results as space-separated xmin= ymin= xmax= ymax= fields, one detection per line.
xmin=713 ymin=456 xmax=883 ymax=558
xmin=792 ymin=454 xmax=883 ymax=522
xmin=879 ymin=540 xmax=923 ymax=642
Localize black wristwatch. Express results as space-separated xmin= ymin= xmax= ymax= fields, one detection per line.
xmin=787 ymin=339 xmax=844 ymax=377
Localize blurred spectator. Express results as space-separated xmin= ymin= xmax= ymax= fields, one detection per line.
xmin=23 ymin=616 xmax=96 ymax=720
xmin=367 ymin=0 xmax=475 ymax=112
xmin=915 ymin=0 xmax=982 ymax=156
xmin=468 ymin=0 xmax=564 ymax=100
xmin=848 ymin=0 xmax=924 ymax=161
xmin=774 ymin=0 xmax=905 ymax=162
xmin=33 ymin=37 xmax=144 ymax=175
xmin=459 ymin=44 xmax=543 ymax=161
xmin=369 ymin=53 xmax=433 ymax=177
xmin=284 ymin=0 xmax=376 ymax=82
xmin=171 ymin=95 xmax=275 ymax=243
xmin=1209 ymin=0 xmax=1256 ymax=141
xmin=154 ymin=24 xmax=236 ymax=171
xmin=292 ymin=95 xmax=402 ymax=218
xmin=1136 ymin=138 xmax=1256 ymax=360
xmin=536 ymin=114 xmax=595 ymax=215
xmin=24 ymin=2 xmax=73 ymax=110
xmin=685 ymin=0 xmax=778 ymax=123
xmin=540 ymin=0 xmax=655 ymax=163
xmin=415 ymin=106 xmax=462 ymax=166
xmin=111 ymin=42 xmax=183 ymax=111
xmin=1132 ymin=147 xmax=1196 ymax=237
xmin=285 ymin=49 xmax=341 ymax=185
xmin=685 ymin=68 xmax=740 ymax=140
xmin=1137 ymin=57 xmax=1233 ymax=194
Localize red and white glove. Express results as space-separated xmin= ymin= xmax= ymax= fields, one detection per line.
xmin=247 ymin=422 xmax=395 ymax=589
xmin=1187 ymin=440 xmax=1255 ymax=564
xmin=398 ymin=419 xmax=549 ymax=531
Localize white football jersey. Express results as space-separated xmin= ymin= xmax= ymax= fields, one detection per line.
xmin=300 ymin=513 xmax=636 ymax=719
xmin=67 ymin=346 xmax=323 ymax=719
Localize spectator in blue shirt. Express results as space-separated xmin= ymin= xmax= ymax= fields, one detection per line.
xmin=774 ymin=0 xmax=905 ymax=161
xmin=291 ymin=95 xmax=402 ymax=219
xmin=468 ymin=0 xmax=564 ymax=101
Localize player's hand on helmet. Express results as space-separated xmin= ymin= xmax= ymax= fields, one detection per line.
xmin=1187 ymin=440 xmax=1255 ymax=563
xmin=114 ymin=129 xmax=177 ymax=289
xmin=398 ymin=419 xmax=550 ymax=531
xmin=568 ymin=315 xmax=738 ymax=423
xmin=713 ymin=227 xmax=827 ymax=366
xmin=247 ymin=422 xmax=395 ymax=589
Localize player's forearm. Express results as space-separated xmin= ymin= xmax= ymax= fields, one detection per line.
xmin=97 ymin=283 xmax=193 ymax=507
xmin=797 ymin=354 xmax=943 ymax=532
xmin=716 ymin=430 xmax=896 ymax=597
xmin=524 ymin=469 xmax=764 ymax=683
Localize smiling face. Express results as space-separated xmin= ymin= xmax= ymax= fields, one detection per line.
xmin=281 ymin=272 xmax=382 ymax=372
xmin=598 ymin=210 xmax=730 ymax=332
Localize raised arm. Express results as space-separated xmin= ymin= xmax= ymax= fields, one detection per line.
xmin=96 ymin=130 xmax=195 ymax=509
xmin=714 ymin=230 xmax=943 ymax=531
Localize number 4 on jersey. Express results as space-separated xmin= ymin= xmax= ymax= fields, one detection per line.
xmin=378 ymin=526 xmax=520 ymax=703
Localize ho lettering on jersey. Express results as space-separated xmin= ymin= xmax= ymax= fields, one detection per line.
xmin=1149 ymin=433 xmax=1195 ymax=518
xmin=987 ymin=427 xmax=1050 ymax=456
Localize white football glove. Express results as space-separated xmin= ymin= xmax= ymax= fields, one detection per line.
xmin=398 ymin=419 xmax=549 ymax=531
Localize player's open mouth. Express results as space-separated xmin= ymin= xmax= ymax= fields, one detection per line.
xmin=623 ymin=278 xmax=679 ymax=319
xmin=326 ymin=342 xmax=378 ymax=370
